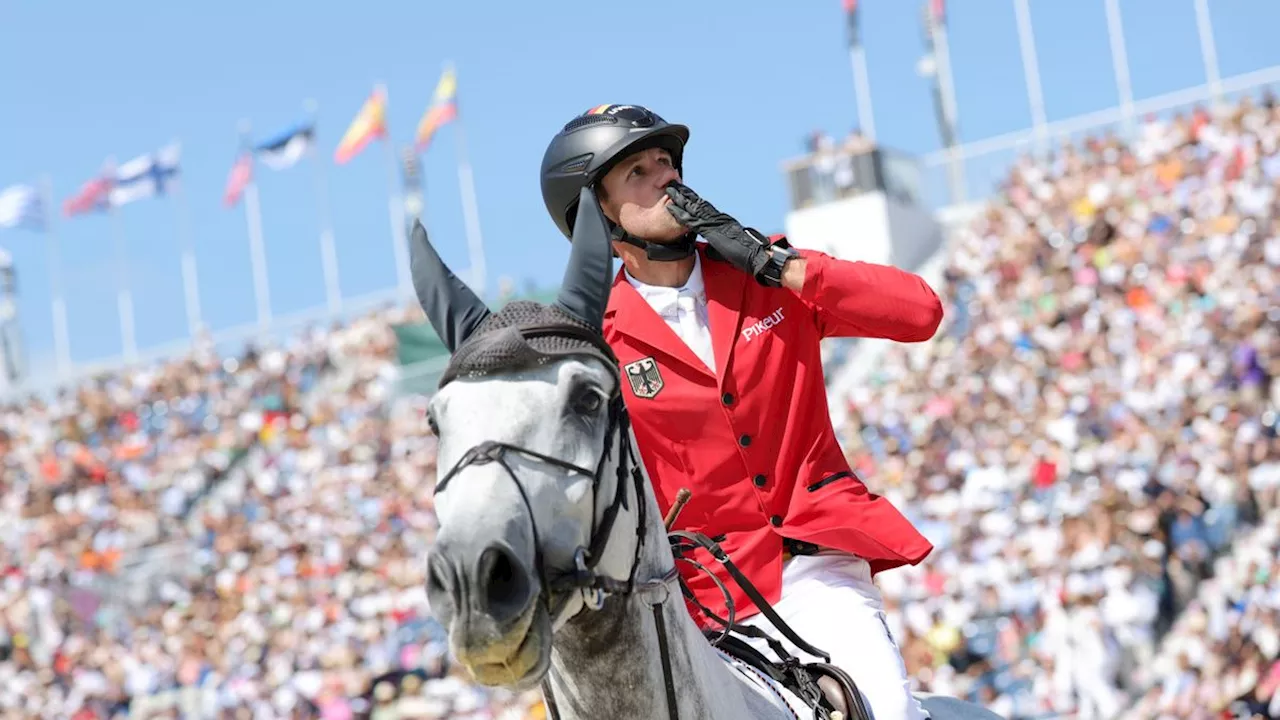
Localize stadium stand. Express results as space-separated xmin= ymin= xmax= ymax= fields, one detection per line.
xmin=0 ymin=94 xmax=1277 ymax=718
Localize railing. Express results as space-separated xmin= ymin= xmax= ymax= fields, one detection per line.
xmin=5 ymin=284 xmax=412 ymax=401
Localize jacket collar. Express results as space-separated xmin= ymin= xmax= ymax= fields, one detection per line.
xmin=605 ymin=246 xmax=746 ymax=386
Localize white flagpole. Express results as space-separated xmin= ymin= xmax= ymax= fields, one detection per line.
xmin=169 ymin=147 xmax=204 ymax=340
xmin=846 ymin=11 xmax=876 ymax=142
xmin=1013 ymin=0 xmax=1049 ymax=155
xmin=105 ymin=157 xmax=138 ymax=363
xmin=306 ymin=99 xmax=343 ymax=318
xmin=450 ymin=64 xmax=487 ymax=298
xmin=39 ymin=174 xmax=72 ymax=375
xmin=1193 ymin=0 xmax=1222 ymax=106
xmin=377 ymin=82 xmax=412 ymax=301
xmin=1103 ymin=0 xmax=1136 ymax=138
xmin=929 ymin=5 xmax=966 ymax=203
xmin=238 ymin=121 xmax=273 ymax=335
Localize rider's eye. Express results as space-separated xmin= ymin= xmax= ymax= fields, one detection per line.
xmin=571 ymin=390 xmax=603 ymax=416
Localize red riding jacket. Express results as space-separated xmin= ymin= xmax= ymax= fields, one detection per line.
xmin=602 ymin=244 xmax=943 ymax=625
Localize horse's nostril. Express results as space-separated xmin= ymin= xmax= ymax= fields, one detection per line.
xmin=426 ymin=553 xmax=456 ymax=610
xmin=427 ymin=557 xmax=448 ymax=596
xmin=479 ymin=545 xmax=531 ymax=622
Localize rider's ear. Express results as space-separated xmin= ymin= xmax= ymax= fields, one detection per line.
xmin=556 ymin=186 xmax=614 ymax=330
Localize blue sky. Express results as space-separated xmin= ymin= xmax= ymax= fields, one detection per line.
xmin=2 ymin=0 xmax=1280 ymax=376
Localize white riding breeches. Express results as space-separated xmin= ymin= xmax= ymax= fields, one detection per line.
xmin=740 ymin=550 xmax=929 ymax=720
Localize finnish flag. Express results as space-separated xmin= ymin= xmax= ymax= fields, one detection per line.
xmin=0 ymin=184 xmax=44 ymax=231
xmin=255 ymin=124 xmax=315 ymax=171
xmin=110 ymin=143 xmax=181 ymax=207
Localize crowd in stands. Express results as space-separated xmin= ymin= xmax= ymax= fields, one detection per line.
xmin=1 ymin=93 xmax=1278 ymax=719
xmin=0 ymin=312 xmax=544 ymax=718
xmin=844 ymin=95 xmax=1279 ymax=718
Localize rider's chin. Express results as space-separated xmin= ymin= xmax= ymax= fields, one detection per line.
xmin=457 ymin=602 xmax=552 ymax=689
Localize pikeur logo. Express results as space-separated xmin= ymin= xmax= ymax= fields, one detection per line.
xmin=741 ymin=307 xmax=785 ymax=342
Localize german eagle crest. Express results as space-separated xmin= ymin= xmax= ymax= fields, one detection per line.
xmin=623 ymin=357 xmax=664 ymax=399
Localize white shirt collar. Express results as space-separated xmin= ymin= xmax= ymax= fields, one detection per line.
xmin=624 ymin=252 xmax=706 ymax=307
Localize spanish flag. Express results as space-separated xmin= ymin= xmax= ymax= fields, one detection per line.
xmin=414 ymin=66 xmax=458 ymax=152
xmin=334 ymin=87 xmax=388 ymax=164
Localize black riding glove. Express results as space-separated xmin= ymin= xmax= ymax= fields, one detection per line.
xmin=664 ymin=182 xmax=776 ymax=285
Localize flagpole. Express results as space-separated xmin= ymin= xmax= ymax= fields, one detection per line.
xmin=39 ymin=174 xmax=72 ymax=375
xmin=845 ymin=8 xmax=876 ymax=142
xmin=105 ymin=157 xmax=138 ymax=363
xmin=926 ymin=2 xmax=966 ymax=204
xmin=1013 ymin=0 xmax=1048 ymax=156
xmin=376 ymin=82 xmax=412 ymax=301
xmin=304 ymin=99 xmax=343 ymax=318
xmin=1193 ymin=0 xmax=1222 ymax=107
xmin=171 ymin=161 xmax=204 ymax=340
xmin=1103 ymin=0 xmax=1136 ymax=139
xmin=239 ymin=121 xmax=273 ymax=336
xmin=451 ymin=65 xmax=487 ymax=299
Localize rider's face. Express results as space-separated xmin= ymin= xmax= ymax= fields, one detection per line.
xmin=597 ymin=147 xmax=686 ymax=243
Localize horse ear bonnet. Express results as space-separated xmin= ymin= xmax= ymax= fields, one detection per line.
xmin=439 ymin=302 xmax=606 ymax=387
xmin=412 ymin=182 xmax=616 ymax=389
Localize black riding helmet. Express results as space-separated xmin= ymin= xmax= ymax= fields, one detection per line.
xmin=540 ymin=104 xmax=695 ymax=261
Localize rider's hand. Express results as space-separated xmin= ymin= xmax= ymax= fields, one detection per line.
xmin=664 ymin=182 xmax=774 ymax=285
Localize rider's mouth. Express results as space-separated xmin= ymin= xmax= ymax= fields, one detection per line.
xmin=454 ymin=601 xmax=550 ymax=688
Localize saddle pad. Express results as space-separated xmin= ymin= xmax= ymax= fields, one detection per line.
xmin=715 ymin=647 xmax=809 ymax=720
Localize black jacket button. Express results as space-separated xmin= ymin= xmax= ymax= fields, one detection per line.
xmin=753 ymin=474 xmax=767 ymax=488
xmin=769 ymin=515 xmax=783 ymax=527
xmin=722 ymin=392 xmax=734 ymax=406
xmin=739 ymin=434 xmax=751 ymax=447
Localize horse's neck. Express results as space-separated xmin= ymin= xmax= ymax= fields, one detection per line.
xmin=542 ymin=436 xmax=768 ymax=720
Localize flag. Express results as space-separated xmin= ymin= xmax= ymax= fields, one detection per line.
xmin=843 ymin=0 xmax=860 ymax=47
xmin=0 ymin=184 xmax=45 ymax=231
xmin=63 ymin=175 xmax=112 ymax=217
xmin=223 ymin=153 xmax=253 ymax=208
xmin=110 ymin=143 xmax=181 ymax=207
xmin=255 ymin=124 xmax=315 ymax=171
xmin=414 ymin=67 xmax=458 ymax=152
xmin=334 ymin=87 xmax=387 ymax=164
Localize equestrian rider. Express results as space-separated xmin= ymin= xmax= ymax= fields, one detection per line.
xmin=540 ymin=104 xmax=942 ymax=720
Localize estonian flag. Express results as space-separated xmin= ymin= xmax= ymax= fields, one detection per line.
xmin=256 ymin=124 xmax=315 ymax=171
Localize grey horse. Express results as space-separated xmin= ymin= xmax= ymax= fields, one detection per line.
xmin=413 ymin=188 xmax=1001 ymax=720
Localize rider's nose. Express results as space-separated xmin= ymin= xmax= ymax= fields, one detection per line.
xmin=476 ymin=543 xmax=535 ymax=626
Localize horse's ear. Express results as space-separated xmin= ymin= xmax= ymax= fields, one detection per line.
xmin=556 ymin=185 xmax=614 ymax=330
xmin=408 ymin=219 xmax=491 ymax=352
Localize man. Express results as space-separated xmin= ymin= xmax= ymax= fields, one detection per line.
xmin=540 ymin=104 xmax=942 ymax=720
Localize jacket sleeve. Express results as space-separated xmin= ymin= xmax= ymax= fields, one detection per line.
xmin=792 ymin=248 xmax=944 ymax=342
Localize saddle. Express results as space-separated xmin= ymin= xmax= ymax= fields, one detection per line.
xmin=713 ymin=631 xmax=866 ymax=720
xmin=667 ymin=529 xmax=873 ymax=720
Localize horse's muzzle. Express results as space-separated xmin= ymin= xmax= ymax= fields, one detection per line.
xmin=426 ymin=535 xmax=551 ymax=687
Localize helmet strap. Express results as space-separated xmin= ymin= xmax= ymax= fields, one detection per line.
xmin=610 ymin=224 xmax=697 ymax=262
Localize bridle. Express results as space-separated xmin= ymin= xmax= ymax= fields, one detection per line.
xmin=431 ymin=322 xmax=683 ymax=719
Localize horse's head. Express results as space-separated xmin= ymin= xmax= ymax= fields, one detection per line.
xmin=413 ymin=188 xmax=647 ymax=690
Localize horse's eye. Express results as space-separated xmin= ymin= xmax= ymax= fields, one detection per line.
xmin=572 ymin=390 xmax=603 ymax=416
xmin=426 ymin=411 xmax=440 ymax=436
